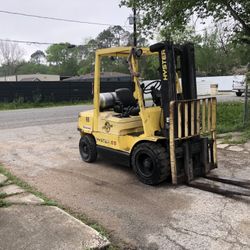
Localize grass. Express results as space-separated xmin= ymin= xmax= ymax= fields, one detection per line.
xmin=0 ymin=165 xmax=58 ymax=206
xmin=89 ymin=223 xmax=109 ymax=238
xmin=0 ymin=100 xmax=92 ymax=110
xmin=0 ymin=199 xmax=10 ymax=207
xmin=0 ymin=192 xmax=8 ymax=199
xmin=217 ymin=102 xmax=245 ymax=133
xmin=217 ymin=102 xmax=250 ymax=143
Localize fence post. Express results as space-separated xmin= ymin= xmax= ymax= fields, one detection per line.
xmin=244 ymin=84 xmax=248 ymax=125
xmin=244 ymin=72 xmax=250 ymax=125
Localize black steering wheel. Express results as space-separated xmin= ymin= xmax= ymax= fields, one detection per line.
xmin=141 ymin=80 xmax=161 ymax=94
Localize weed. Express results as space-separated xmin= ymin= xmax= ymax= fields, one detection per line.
xmin=0 ymin=165 xmax=57 ymax=206
xmin=0 ymin=199 xmax=10 ymax=207
xmin=106 ymin=246 xmax=119 ymax=250
xmin=0 ymin=192 xmax=7 ymax=199
xmin=61 ymin=207 xmax=109 ymax=237
xmin=90 ymin=223 xmax=109 ymax=238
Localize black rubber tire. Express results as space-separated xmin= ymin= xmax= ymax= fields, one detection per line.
xmin=131 ymin=142 xmax=170 ymax=185
xmin=236 ymin=92 xmax=243 ymax=97
xmin=79 ymin=135 xmax=97 ymax=163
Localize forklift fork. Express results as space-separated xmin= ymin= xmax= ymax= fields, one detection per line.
xmin=169 ymin=98 xmax=217 ymax=184
xmin=183 ymin=142 xmax=194 ymax=183
xmin=188 ymin=177 xmax=250 ymax=197
xmin=169 ymin=99 xmax=250 ymax=197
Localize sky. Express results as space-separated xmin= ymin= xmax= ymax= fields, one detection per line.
xmin=0 ymin=0 xmax=214 ymax=61
xmin=0 ymin=0 xmax=132 ymax=59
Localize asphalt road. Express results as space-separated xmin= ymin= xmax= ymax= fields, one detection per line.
xmin=0 ymin=104 xmax=92 ymax=129
xmin=209 ymin=92 xmax=245 ymax=102
xmin=0 ymin=92 xmax=244 ymax=130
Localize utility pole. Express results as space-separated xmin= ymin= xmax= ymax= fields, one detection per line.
xmin=128 ymin=3 xmax=137 ymax=47
xmin=133 ymin=4 xmax=137 ymax=47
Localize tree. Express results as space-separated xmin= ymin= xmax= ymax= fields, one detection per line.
xmin=78 ymin=26 xmax=140 ymax=75
xmin=15 ymin=62 xmax=50 ymax=75
xmin=194 ymin=28 xmax=250 ymax=76
xmin=30 ymin=50 xmax=46 ymax=64
xmin=96 ymin=25 xmax=131 ymax=48
xmin=96 ymin=29 xmax=115 ymax=48
xmin=46 ymin=43 xmax=80 ymax=75
xmin=160 ymin=26 xmax=202 ymax=44
xmin=109 ymin=25 xmax=131 ymax=46
xmin=0 ymin=41 xmax=24 ymax=75
xmin=46 ymin=43 xmax=73 ymax=66
xmin=120 ymin=0 xmax=250 ymax=43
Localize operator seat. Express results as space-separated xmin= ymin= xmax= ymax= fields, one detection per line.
xmin=114 ymin=88 xmax=140 ymax=116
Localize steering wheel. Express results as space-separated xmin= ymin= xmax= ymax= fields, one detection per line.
xmin=142 ymin=80 xmax=161 ymax=94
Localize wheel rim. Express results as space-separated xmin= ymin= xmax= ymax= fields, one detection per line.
xmin=136 ymin=153 xmax=154 ymax=178
xmin=81 ymin=142 xmax=89 ymax=159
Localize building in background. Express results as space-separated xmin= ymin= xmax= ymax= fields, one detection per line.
xmin=65 ymin=72 xmax=131 ymax=82
xmin=0 ymin=74 xmax=60 ymax=82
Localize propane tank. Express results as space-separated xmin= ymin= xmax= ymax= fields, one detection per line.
xmin=99 ymin=92 xmax=117 ymax=110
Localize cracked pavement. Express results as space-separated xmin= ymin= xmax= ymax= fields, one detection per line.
xmin=0 ymin=106 xmax=249 ymax=249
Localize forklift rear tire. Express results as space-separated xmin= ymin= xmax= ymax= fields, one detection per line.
xmin=131 ymin=142 xmax=170 ymax=185
xmin=79 ymin=135 xmax=97 ymax=163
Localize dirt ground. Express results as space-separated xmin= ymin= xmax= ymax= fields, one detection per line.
xmin=0 ymin=122 xmax=250 ymax=249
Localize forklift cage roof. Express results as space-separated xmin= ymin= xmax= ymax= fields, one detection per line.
xmin=95 ymin=47 xmax=157 ymax=57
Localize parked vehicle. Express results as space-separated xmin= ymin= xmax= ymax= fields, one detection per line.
xmin=232 ymin=79 xmax=246 ymax=96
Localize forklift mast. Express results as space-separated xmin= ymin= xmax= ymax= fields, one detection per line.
xmin=150 ymin=42 xmax=217 ymax=184
xmin=150 ymin=42 xmax=197 ymax=134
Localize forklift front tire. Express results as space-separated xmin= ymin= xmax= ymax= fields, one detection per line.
xmin=131 ymin=142 xmax=170 ymax=185
xmin=79 ymin=135 xmax=97 ymax=163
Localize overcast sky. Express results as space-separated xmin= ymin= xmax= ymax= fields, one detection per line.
xmin=0 ymin=0 xmax=132 ymax=59
xmin=0 ymin=0 xmax=214 ymax=61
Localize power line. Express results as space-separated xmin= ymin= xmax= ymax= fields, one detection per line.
xmin=0 ymin=38 xmax=118 ymax=48
xmin=0 ymin=38 xmax=82 ymax=47
xmin=0 ymin=9 xmax=129 ymax=28
xmin=0 ymin=38 xmax=52 ymax=45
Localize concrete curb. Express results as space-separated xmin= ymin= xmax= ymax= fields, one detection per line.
xmin=0 ymin=205 xmax=110 ymax=250
xmin=0 ymin=174 xmax=110 ymax=250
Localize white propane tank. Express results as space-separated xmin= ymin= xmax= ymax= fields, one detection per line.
xmin=99 ymin=92 xmax=117 ymax=109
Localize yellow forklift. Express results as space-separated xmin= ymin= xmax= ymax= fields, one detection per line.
xmin=77 ymin=41 xmax=250 ymax=196
xmin=77 ymin=41 xmax=219 ymax=186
